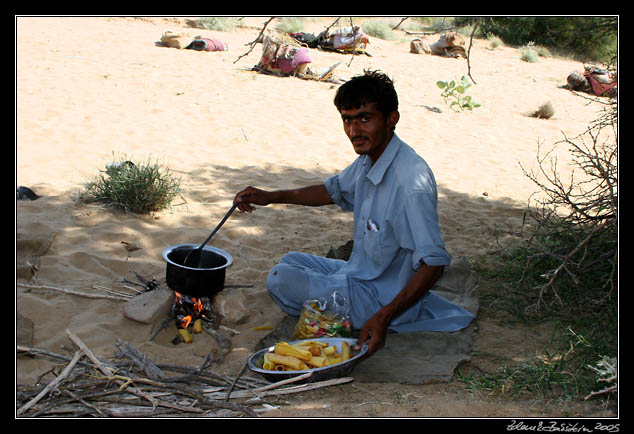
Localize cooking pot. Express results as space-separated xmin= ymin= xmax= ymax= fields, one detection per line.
xmin=162 ymin=244 xmax=233 ymax=298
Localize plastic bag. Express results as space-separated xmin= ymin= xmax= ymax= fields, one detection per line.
xmin=292 ymin=291 xmax=352 ymax=339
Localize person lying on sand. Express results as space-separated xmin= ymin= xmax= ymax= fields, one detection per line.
xmin=234 ymin=70 xmax=474 ymax=357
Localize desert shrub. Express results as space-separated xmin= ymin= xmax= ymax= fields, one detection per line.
xmin=528 ymin=101 xmax=555 ymax=119
xmin=408 ymin=17 xmax=455 ymax=33
xmin=361 ymin=20 xmax=397 ymax=40
xmin=487 ymin=33 xmax=504 ymax=49
xmin=585 ymin=356 xmax=617 ymax=400
xmin=79 ymin=156 xmax=181 ymax=214
xmin=274 ymin=17 xmax=306 ymax=34
xmin=534 ymin=44 xmax=552 ymax=58
xmin=193 ymin=17 xmax=241 ymax=32
xmin=520 ymin=125 xmax=617 ymax=311
xmin=470 ymin=58 xmax=617 ymax=402
xmin=520 ymin=42 xmax=539 ymax=62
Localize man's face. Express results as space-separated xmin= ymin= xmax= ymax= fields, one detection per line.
xmin=339 ymin=103 xmax=399 ymax=163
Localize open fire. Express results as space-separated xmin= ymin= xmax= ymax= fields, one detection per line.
xmin=171 ymin=291 xmax=220 ymax=344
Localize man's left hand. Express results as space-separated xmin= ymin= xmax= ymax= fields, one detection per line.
xmin=354 ymin=310 xmax=391 ymax=357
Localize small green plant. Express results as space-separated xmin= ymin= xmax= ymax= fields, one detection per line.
xmin=79 ymin=156 xmax=181 ymax=214
xmin=436 ymin=76 xmax=481 ymax=112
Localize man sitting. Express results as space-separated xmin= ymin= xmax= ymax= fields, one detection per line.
xmin=234 ymin=70 xmax=474 ymax=357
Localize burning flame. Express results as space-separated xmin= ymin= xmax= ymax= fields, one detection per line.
xmin=181 ymin=315 xmax=193 ymax=329
xmin=193 ymin=297 xmax=204 ymax=315
xmin=174 ymin=291 xmax=205 ymax=330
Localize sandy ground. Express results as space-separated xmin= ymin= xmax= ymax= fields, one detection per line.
xmin=16 ymin=17 xmax=615 ymax=419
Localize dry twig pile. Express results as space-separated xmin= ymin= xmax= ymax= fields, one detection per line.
xmin=16 ymin=330 xmax=351 ymax=418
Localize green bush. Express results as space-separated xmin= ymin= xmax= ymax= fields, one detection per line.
xmin=79 ymin=156 xmax=181 ymax=214
xmin=456 ymin=16 xmax=617 ymax=62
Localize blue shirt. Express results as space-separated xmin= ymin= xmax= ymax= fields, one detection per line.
xmin=325 ymin=134 xmax=472 ymax=331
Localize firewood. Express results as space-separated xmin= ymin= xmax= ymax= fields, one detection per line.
xmin=16 ymin=350 xmax=83 ymax=415
xmin=178 ymin=328 xmax=193 ymax=344
xmin=17 ymin=335 xmax=350 ymax=417
xmin=193 ymin=318 xmax=203 ymax=334
xmin=114 ymin=339 xmax=165 ymax=379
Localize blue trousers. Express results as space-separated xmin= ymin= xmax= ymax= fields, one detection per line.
xmin=266 ymin=252 xmax=475 ymax=333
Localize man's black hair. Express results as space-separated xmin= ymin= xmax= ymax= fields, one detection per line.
xmin=334 ymin=70 xmax=398 ymax=119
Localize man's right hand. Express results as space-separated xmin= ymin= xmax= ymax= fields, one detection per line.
xmin=234 ymin=186 xmax=271 ymax=213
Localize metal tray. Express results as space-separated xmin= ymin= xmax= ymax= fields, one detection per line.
xmin=247 ymin=337 xmax=367 ymax=383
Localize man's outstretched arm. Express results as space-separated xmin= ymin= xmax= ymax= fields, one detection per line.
xmin=234 ymin=184 xmax=333 ymax=213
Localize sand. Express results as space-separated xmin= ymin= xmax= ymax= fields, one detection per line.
xmin=16 ymin=17 xmax=612 ymax=418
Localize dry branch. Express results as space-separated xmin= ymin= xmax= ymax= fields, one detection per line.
xmin=17 ymin=282 xmax=130 ymax=302
xmin=65 ymin=329 xmax=160 ymax=410
xmin=466 ymin=19 xmax=479 ymax=85
xmin=234 ymin=17 xmax=275 ymax=64
xmin=391 ymin=17 xmax=409 ymax=30
xmin=17 ymin=350 xmax=83 ymax=415
xmin=210 ymin=376 xmax=354 ymax=400
xmin=513 ymin=60 xmax=617 ymax=311
xmin=17 ymin=333 xmax=355 ymax=418
xmin=114 ymin=339 xmax=165 ymax=379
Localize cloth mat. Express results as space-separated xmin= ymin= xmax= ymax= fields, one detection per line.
xmin=255 ymin=255 xmax=479 ymax=384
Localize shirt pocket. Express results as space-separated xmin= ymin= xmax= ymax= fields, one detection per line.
xmin=363 ymin=219 xmax=399 ymax=268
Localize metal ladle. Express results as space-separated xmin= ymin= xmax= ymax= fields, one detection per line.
xmin=182 ymin=203 xmax=238 ymax=268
